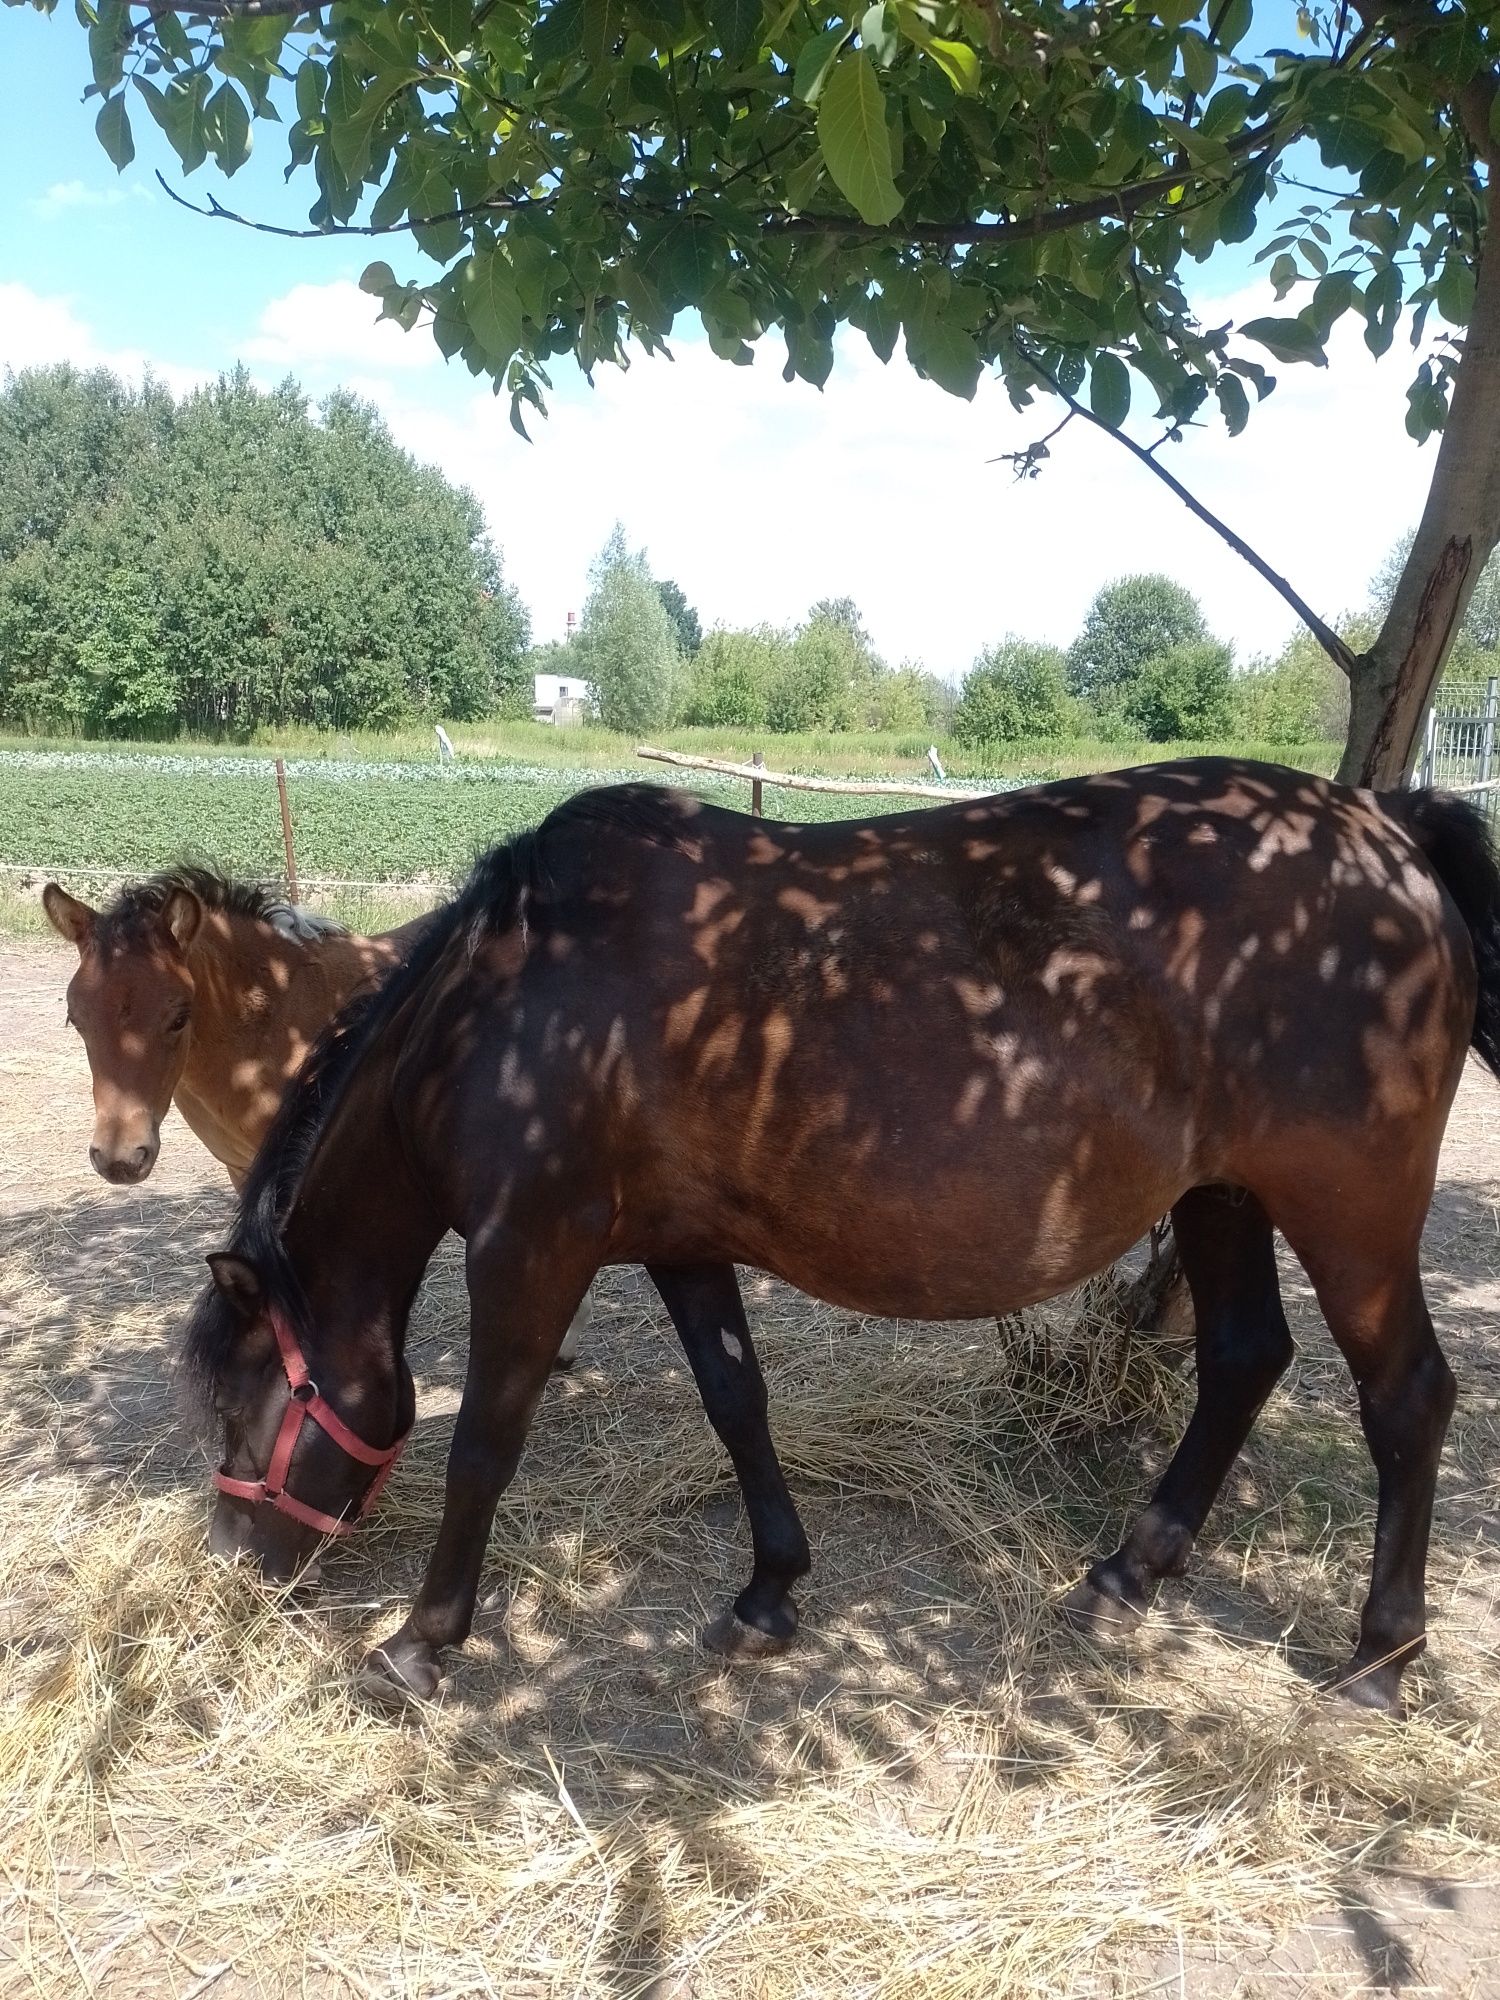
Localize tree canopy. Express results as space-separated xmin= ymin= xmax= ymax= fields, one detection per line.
xmin=574 ymin=522 xmax=682 ymax=728
xmin=26 ymin=0 xmax=1500 ymax=776
xmin=0 ymin=363 xmax=529 ymax=736
xmin=45 ymin=0 xmax=1487 ymax=448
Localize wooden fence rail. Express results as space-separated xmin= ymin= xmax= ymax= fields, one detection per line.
xmin=634 ymin=744 xmax=989 ymax=805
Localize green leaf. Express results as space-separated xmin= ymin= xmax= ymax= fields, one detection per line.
xmin=1179 ymin=30 xmax=1216 ymax=99
xmin=925 ymin=37 xmax=979 ymax=96
xmin=1215 ymin=372 xmax=1249 ymax=435
xmin=95 ymin=93 xmax=134 ymax=171
xmin=863 ymin=289 xmax=899 ymax=364
xmin=421 ymin=0 xmax=475 ymax=53
xmin=533 ymin=0 xmax=585 ymax=67
xmin=794 ymin=25 xmax=850 ymax=105
xmin=905 ymin=306 xmax=980 ymax=397
xmin=460 ymin=246 xmax=524 ymax=367
xmin=1436 ymin=257 xmax=1475 ymax=327
xmin=1089 ymin=351 xmax=1131 ymax=427
xmin=1309 ymin=269 xmax=1356 ymax=336
xmin=1239 ymin=315 xmax=1327 ymax=366
xmin=782 ymin=150 xmax=824 ymax=212
xmin=89 ymin=0 xmax=128 ymax=94
xmin=1053 ymin=123 xmax=1099 ymax=180
xmin=860 ymin=3 xmax=898 ymax=66
xmin=329 ymin=66 xmax=417 ymax=184
xmin=817 ymin=51 xmax=901 ymax=226
xmin=133 ymin=73 xmax=210 ymax=175
xmin=207 ymin=81 xmax=251 ymax=176
xmin=708 ymin=0 xmax=760 ymax=63
xmin=294 ymin=58 xmax=324 ymax=125
xmin=360 ymin=260 xmax=398 ymax=295
xmin=582 ymin=0 xmax=623 ymax=66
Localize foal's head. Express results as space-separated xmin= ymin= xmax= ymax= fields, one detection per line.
xmin=45 ymin=879 xmax=202 ymax=1183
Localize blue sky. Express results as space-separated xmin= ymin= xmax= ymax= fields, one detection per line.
xmin=2 ymin=6 xmax=1439 ymax=678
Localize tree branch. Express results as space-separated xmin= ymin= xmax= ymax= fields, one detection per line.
xmin=1016 ymin=351 xmax=1362 ymax=680
xmin=153 ymin=116 xmax=1288 ymax=246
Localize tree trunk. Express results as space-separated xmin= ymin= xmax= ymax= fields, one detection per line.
xmin=1338 ymin=211 xmax=1500 ymax=787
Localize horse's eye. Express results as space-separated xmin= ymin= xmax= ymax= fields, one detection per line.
xmin=167 ymin=1009 xmax=190 ymax=1035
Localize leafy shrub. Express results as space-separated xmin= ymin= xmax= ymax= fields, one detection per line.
xmin=953 ymin=640 xmax=1076 ymax=745
xmin=1124 ymin=639 xmax=1234 ymax=741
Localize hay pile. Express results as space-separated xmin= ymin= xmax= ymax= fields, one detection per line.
xmin=3 ymin=1195 xmax=1498 ymax=1998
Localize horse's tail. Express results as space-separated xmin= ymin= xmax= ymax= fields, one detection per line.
xmin=1383 ymin=787 xmax=1500 ymax=1081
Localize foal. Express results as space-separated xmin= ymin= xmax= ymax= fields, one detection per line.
xmin=184 ymin=763 xmax=1498 ymax=1714
xmin=41 ymin=870 xmax=586 ymax=1366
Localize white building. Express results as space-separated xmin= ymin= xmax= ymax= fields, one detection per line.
xmin=533 ymin=674 xmax=588 ymax=725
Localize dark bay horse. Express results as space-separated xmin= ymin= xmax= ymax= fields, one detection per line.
xmin=185 ymin=760 xmax=1500 ymax=1714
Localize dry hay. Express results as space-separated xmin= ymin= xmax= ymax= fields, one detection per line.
xmin=1 ymin=961 xmax=1498 ymax=1997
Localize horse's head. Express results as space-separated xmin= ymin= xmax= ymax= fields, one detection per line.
xmin=196 ymin=1252 xmax=413 ymax=1584
xmin=44 ymin=880 xmax=202 ymax=1183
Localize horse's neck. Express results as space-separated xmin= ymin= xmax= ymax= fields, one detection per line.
xmin=285 ymin=1032 xmax=446 ymax=1348
xmin=176 ymin=915 xmax=400 ymax=1175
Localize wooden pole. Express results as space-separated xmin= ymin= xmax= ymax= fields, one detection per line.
xmin=274 ymin=756 xmax=299 ymax=904
xmin=751 ymin=749 xmax=764 ymax=816
xmin=635 ymin=744 xmax=987 ymax=802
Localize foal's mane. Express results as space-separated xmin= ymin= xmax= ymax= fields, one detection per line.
xmin=181 ymin=785 xmax=691 ymax=1399
xmin=100 ymin=864 xmax=346 ymax=946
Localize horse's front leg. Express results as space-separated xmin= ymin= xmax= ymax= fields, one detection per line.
xmin=365 ymin=1232 xmax=595 ymax=1699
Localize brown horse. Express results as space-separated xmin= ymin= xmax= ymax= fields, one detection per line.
xmin=185 ymin=760 xmax=1499 ymax=1715
xmin=43 ymin=870 xmax=421 ymax=1188
xmin=44 ymin=869 xmax=595 ymax=1366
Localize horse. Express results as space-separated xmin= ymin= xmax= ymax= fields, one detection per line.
xmin=182 ymin=760 xmax=1500 ymax=1715
xmin=42 ymin=868 xmax=595 ymax=1361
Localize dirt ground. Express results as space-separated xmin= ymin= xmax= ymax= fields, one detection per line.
xmin=1 ymin=929 xmax=1498 ymax=1999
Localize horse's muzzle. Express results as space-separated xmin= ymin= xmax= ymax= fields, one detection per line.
xmin=90 ymin=1141 xmax=157 ymax=1183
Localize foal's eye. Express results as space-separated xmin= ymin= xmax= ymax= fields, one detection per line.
xmin=167 ymin=1009 xmax=190 ymax=1035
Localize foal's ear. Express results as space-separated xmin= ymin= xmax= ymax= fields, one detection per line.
xmin=206 ymin=1252 xmax=265 ymax=1320
xmin=42 ymin=883 xmax=96 ymax=952
xmin=159 ymin=887 xmax=203 ymax=951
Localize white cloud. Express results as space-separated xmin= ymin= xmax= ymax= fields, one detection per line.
xmin=373 ymin=287 xmax=1438 ymax=679
xmin=30 ymin=179 xmax=148 ymax=221
xmin=1 ymin=270 xmax=1444 ymax=681
xmin=242 ymin=279 xmax=439 ymax=377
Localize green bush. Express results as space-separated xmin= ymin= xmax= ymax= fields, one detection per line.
xmin=1125 ymin=640 xmax=1234 ymax=741
xmin=953 ymin=640 xmax=1076 ymax=746
xmin=0 ymin=365 xmax=529 ymax=737
xmin=1067 ymin=575 xmax=1208 ymax=714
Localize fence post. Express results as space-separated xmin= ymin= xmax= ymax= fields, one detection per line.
xmin=1482 ymin=676 xmax=1499 ymax=791
xmin=751 ymin=749 xmax=764 ymax=817
xmin=1419 ymin=704 xmax=1439 ymax=788
xmin=274 ymin=756 xmax=299 ymax=904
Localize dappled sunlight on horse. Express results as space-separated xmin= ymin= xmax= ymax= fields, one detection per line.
xmin=179 ymin=759 xmax=1497 ymax=1716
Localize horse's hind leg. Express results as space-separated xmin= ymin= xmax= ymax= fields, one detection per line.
xmin=648 ymin=1262 xmax=812 ymax=1659
xmin=1064 ymin=1183 xmax=1293 ymax=1643
xmin=1272 ymin=1223 xmax=1455 ymax=1713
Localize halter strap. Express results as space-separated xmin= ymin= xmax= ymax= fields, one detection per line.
xmin=212 ymin=1310 xmax=409 ymax=1539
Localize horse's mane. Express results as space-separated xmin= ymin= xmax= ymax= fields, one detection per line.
xmin=181 ymin=785 xmax=692 ymax=1401
xmin=100 ymin=864 xmax=346 ymax=946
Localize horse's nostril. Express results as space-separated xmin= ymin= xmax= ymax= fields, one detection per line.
xmin=130 ymin=1145 xmax=152 ymax=1171
xmin=88 ymin=1146 xmax=105 ymax=1177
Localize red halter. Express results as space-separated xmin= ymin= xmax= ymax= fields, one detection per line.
xmin=212 ymin=1310 xmax=409 ymax=1539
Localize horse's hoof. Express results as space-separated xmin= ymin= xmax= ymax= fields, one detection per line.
xmin=1325 ymin=1658 xmax=1406 ymax=1717
xmin=701 ymin=1609 xmax=795 ymax=1661
xmin=1061 ymin=1576 xmax=1145 ymax=1648
xmin=359 ymin=1638 xmax=443 ymax=1704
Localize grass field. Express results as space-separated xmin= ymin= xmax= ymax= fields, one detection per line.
xmin=0 ymin=725 xmax=1341 ymax=937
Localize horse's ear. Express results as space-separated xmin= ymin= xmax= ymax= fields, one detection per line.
xmin=206 ymin=1253 xmax=264 ymax=1321
xmin=159 ymin=887 xmax=202 ymax=952
xmin=42 ymin=883 xmax=96 ymax=952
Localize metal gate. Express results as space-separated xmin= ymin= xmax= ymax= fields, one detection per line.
xmin=1415 ymin=675 xmax=1500 ymax=821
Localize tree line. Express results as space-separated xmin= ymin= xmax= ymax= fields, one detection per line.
xmin=0 ymin=364 xmax=530 ymax=738
xmin=543 ymin=526 xmax=1500 ymax=752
